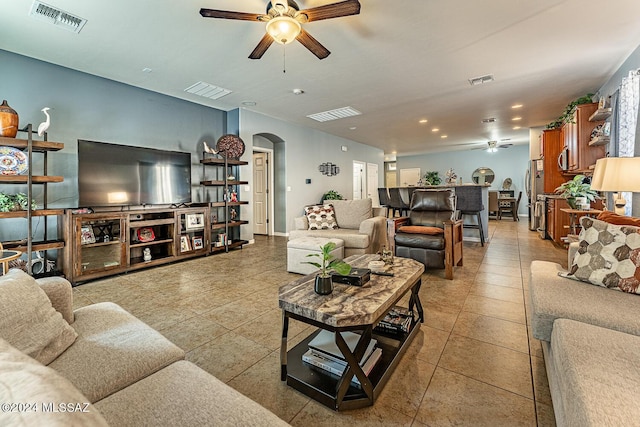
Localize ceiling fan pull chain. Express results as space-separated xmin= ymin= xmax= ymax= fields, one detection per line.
xmin=283 ymin=45 xmax=286 ymax=73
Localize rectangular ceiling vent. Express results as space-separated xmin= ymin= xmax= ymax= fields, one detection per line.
xmin=29 ymin=1 xmax=87 ymax=34
xmin=468 ymin=74 xmax=494 ymax=86
xmin=307 ymin=106 xmax=362 ymax=122
xmin=184 ymin=81 xmax=232 ymax=100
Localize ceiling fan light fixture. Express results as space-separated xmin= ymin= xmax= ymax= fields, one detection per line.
xmin=487 ymin=140 xmax=498 ymax=153
xmin=266 ymin=16 xmax=301 ymax=44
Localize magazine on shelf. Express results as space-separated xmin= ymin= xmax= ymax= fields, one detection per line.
xmin=308 ymin=330 xmax=377 ymax=364
xmin=302 ymin=347 xmax=383 ymax=388
xmin=375 ymin=306 xmax=413 ymax=334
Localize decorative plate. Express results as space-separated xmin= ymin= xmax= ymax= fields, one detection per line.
xmin=0 ymin=146 xmax=28 ymax=175
xmin=591 ymin=124 xmax=603 ymax=140
xmin=216 ymin=134 xmax=245 ymax=159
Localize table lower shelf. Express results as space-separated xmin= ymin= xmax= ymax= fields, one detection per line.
xmin=285 ymin=323 xmax=420 ymax=411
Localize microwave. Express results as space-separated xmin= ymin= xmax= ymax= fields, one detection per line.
xmin=557 ymin=147 xmax=569 ymax=171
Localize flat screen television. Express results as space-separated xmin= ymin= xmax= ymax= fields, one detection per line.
xmin=78 ymin=140 xmax=192 ymax=207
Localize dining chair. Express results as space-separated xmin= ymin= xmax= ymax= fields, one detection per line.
xmin=377 ymin=188 xmax=391 ymax=217
xmin=388 ymin=187 xmax=409 ymax=217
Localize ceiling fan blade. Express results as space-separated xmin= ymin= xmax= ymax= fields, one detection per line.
xmin=200 ymin=8 xmax=266 ymax=22
xmin=298 ymin=0 xmax=361 ymax=22
xmin=249 ymin=33 xmax=275 ymax=59
xmin=297 ymin=29 xmax=330 ymax=59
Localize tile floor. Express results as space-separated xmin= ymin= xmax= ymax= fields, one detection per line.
xmin=72 ymin=218 xmax=567 ymax=426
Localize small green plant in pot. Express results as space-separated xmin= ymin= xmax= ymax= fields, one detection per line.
xmin=554 ymin=175 xmax=598 ymax=209
xmin=423 ymin=171 xmax=441 ymax=186
xmin=321 ymin=190 xmax=343 ymax=203
xmin=303 ymin=242 xmax=351 ymax=295
xmin=0 ymin=192 xmax=37 ymax=212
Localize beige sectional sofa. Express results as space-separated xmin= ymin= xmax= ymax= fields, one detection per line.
xmin=0 ymin=269 xmax=289 ymax=427
xmin=530 ymin=236 xmax=640 ymax=426
xmin=289 ymin=198 xmax=387 ymax=257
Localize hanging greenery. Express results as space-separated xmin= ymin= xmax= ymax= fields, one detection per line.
xmin=546 ymin=94 xmax=595 ymax=129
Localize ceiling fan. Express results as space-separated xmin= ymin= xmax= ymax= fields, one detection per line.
xmin=483 ymin=140 xmax=513 ymax=152
xmin=199 ymin=0 xmax=361 ymax=60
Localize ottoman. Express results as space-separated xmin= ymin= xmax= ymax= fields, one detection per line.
xmin=287 ymin=237 xmax=345 ymax=275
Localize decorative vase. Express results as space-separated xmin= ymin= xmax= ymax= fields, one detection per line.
xmin=566 ymin=197 xmax=578 ymax=209
xmin=0 ymin=100 xmax=19 ymax=138
xmin=314 ymin=275 xmax=333 ymax=295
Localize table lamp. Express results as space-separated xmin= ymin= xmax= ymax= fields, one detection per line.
xmin=590 ymin=157 xmax=640 ymax=215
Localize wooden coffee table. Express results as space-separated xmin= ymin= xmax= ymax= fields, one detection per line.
xmin=279 ymin=254 xmax=424 ymax=411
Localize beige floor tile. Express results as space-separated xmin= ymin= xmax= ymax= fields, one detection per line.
xmin=202 ymin=297 xmax=270 ymax=330
xmin=403 ymin=325 xmax=450 ymax=365
xmin=422 ymin=304 xmax=460 ymax=332
xmin=377 ymin=357 xmax=436 ymax=418
xmin=452 ymin=311 xmax=529 ymax=354
xmin=470 ymin=282 xmax=524 ymax=304
xmin=438 ymin=335 xmax=533 ymax=398
xmin=478 ymin=263 xmax=523 ymax=279
xmin=531 ymin=355 xmax=552 ymax=406
xmin=289 ymin=399 xmax=414 ymax=427
xmin=135 ymin=305 xmax=195 ymax=331
xmin=235 ymin=308 xmax=311 ymax=350
xmin=528 ymin=327 xmax=544 ymax=359
xmin=415 ymin=368 xmax=536 ymax=426
xmin=474 ymin=272 xmax=523 ymax=289
xmin=463 ymin=294 xmax=526 ymax=324
xmin=160 ymin=315 xmax=229 ymax=352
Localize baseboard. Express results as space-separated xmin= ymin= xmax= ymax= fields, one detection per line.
xmin=247 ymin=239 xmax=255 ymax=245
xmin=273 ymin=232 xmax=289 ymax=237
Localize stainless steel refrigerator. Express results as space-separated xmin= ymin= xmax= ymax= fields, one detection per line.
xmin=526 ymin=159 xmax=545 ymax=231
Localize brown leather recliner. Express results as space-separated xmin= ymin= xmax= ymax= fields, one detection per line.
xmin=387 ymin=189 xmax=463 ymax=279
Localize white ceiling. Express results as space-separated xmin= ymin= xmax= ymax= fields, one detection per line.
xmin=2 ymin=0 xmax=640 ymax=155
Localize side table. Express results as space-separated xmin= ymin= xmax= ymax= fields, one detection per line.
xmin=560 ymin=209 xmax=603 ymax=235
xmin=1 ymin=250 xmax=22 ymax=275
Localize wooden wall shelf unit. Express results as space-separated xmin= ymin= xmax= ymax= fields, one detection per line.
xmin=561 ymin=103 xmax=606 ymax=175
xmin=200 ymin=151 xmax=249 ymax=253
xmin=0 ymin=127 xmax=65 ymax=276
xmin=61 ymin=207 xmax=211 ymax=284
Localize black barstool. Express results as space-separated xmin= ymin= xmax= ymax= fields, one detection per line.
xmin=455 ymin=186 xmax=485 ymax=246
xmin=377 ymin=188 xmax=391 ymax=217
xmin=388 ymin=187 xmax=409 ymax=217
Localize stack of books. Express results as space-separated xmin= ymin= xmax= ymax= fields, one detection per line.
xmin=374 ymin=306 xmax=413 ymax=335
xmin=302 ymin=330 xmax=382 ymax=388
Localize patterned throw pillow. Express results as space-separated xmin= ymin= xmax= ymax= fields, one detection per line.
xmin=560 ymin=217 xmax=640 ymax=294
xmin=305 ymin=204 xmax=338 ymax=230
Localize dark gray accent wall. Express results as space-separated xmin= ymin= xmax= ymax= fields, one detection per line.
xmin=0 ymin=49 xmax=226 ymax=241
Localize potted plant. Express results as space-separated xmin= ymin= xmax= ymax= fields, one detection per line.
xmin=303 ymin=242 xmax=351 ymax=295
xmin=0 ymin=192 xmax=37 ymax=212
xmin=321 ymin=190 xmax=343 ymax=203
xmin=554 ymin=175 xmax=598 ymax=209
xmin=422 ymin=171 xmax=441 ymax=186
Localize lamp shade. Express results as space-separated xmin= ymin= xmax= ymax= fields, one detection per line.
xmin=590 ymin=157 xmax=640 ymax=192
xmin=266 ymin=16 xmax=301 ymax=45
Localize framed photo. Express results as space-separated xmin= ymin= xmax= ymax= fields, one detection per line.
xmin=602 ymin=121 xmax=611 ymax=137
xmin=185 ymin=213 xmax=205 ymax=230
xmin=80 ymin=225 xmax=96 ymax=245
xmin=598 ymin=96 xmax=608 ymax=109
xmin=180 ymin=235 xmax=191 ymax=252
xmin=192 ymin=236 xmax=204 ymax=250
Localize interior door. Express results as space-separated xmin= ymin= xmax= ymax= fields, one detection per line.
xmin=253 ymin=152 xmax=268 ymax=235
xmin=367 ymin=163 xmax=379 ymax=205
xmin=353 ymin=161 xmax=366 ymax=200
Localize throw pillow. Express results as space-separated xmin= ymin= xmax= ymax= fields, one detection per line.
xmin=330 ymin=199 xmax=372 ymax=229
xmin=0 ymin=269 xmax=77 ymax=365
xmin=560 ymin=217 xmax=640 ymax=294
xmin=305 ymin=204 xmax=339 ymax=230
xmin=0 ymin=338 xmax=109 ymax=427
xmin=398 ymin=225 xmax=444 ymax=235
xmin=597 ymin=210 xmax=640 ymax=227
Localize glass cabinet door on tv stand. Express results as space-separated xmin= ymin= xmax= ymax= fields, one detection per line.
xmin=200 ymin=154 xmax=249 ymax=253
xmin=73 ymin=213 xmax=126 ymax=279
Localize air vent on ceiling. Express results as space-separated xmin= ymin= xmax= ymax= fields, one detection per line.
xmin=184 ymin=81 xmax=232 ymax=100
xmin=29 ymin=1 xmax=87 ymax=34
xmin=481 ymin=117 xmax=497 ymax=123
xmin=307 ymin=106 xmax=362 ymax=122
xmin=468 ymin=74 xmax=494 ymax=86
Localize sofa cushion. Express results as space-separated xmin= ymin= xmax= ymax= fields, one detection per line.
xmin=49 ymin=302 xmax=184 ymax=402
xmin=0 ymin=338 xmax=108 ymax=427
xmin=0 ymin=269 xmax=77 ymax=365
xmin=529 ymin=260 xmax=640 ymax=342
xmin=305 ymin=204 xmax=338 ymax=230
xmin=95 ymin=360 xmax=290 ymax=427
xmin=395 ymin=232 xmax=445 ymax=250
xmin=289 ymin=228 xmax=370 ymax=249
xmin=597 ymin=210 xmax=640 ymax=227
xmin=551 ymin=319 xmax=640 ymax=426
xmin=331 ymin=199 xmax=372 ymax=229
xmin=397 ymin=225 xmax=443 ymax=235
xmin=560 ymin=217 xmax=640 ymax=294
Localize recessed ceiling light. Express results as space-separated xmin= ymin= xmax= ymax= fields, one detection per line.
xmin=481 ymin=118 xmax=497 ymax=123
xmin=511 ymin=104 xmax=523 ymax=109
xmin=349 ymin=126 xmax=357 ymax=130
xmin=512 ymin=117 xmax=522 ymax=121
xmin=142 ymin=67 xmax=152 ymax=73
xmin=419 ymin=119 xmax=428 ymax=124
xmin=468 ymin=74 xmax=494 ymax=86
xmin=441 ymin=135 xmax=448 ymax=139
xmin=292 ymin=88 xmax=304 ymax=95
xmin=513 ymin=126 xmax=521 ymax=130
xmin=431 ymin=128 xmax=440 ymax=132
xmin=241 ymin=101 xmax=257 ymax=106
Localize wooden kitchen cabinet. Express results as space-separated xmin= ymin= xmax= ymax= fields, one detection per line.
xmin=541 ymin=128 xmax=565 ymax=193
xmin=563 ymin=103 xmax=606 ymax=173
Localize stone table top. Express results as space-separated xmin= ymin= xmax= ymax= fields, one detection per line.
xmin=278 ymin=254 xmax=424 ymax=327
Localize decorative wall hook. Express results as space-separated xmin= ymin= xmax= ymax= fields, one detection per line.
xmin=318 ymin=162 xmax=340 ymax=176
